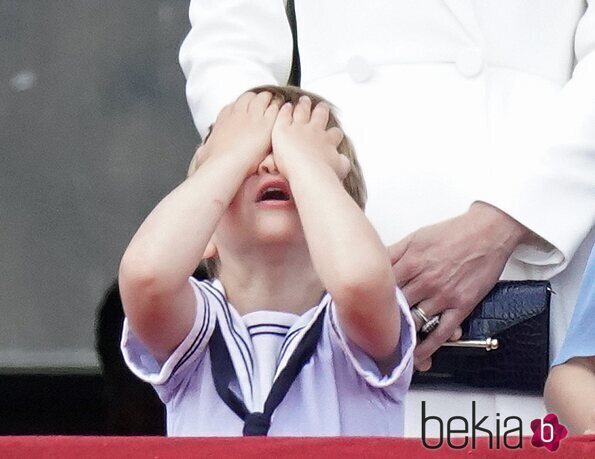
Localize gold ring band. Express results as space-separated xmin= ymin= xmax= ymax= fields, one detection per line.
xmin=412 ymin=306 xmax=430 ymax=324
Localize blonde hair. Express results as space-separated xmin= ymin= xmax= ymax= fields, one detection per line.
xmin=191 ymin=85 xmax=368 ymax=278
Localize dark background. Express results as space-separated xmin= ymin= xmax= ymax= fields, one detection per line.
xmin=1 ymin=1 xmax=198 ymax=434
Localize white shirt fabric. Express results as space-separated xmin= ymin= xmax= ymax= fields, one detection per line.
xmin=121 ymin=278 xmax=416 ymax=436
xmin=242 ymin=309 xmax=298 ymax=411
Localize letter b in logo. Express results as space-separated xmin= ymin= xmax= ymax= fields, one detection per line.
xmin=421 ymin=401 xmax=443 ymax=449
xmin=540 ymin=422 xmax=554 ymax=443
xmin=530 ymin=414 xmax=568 ymax=452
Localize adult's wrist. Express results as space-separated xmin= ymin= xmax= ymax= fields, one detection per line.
xmin=468 ymin=201 xmax=533 ymax=253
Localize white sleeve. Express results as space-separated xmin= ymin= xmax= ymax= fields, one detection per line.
xmin=179 ymin=0 xmax=294 ymax=137
xmin=120 ymin=277 xmax=216 ymax=401
xmin=478 ymin=3 xmax=595 ymax=277
xmin=327 ymin=288 xmax=416 ymax=401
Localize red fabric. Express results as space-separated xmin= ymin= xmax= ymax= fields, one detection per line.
xmin=0 ymin=435 xmax=593 ymax=458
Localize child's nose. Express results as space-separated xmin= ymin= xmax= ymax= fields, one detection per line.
xmin=257 ymin=153 xmax=278 ymax=175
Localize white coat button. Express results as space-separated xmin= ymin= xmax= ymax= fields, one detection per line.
xmin=347 ymin=56 xmax=373 ymax=83
xmin=456 ymin=48 xmax=484 ymax=77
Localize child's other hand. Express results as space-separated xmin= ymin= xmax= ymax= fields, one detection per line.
xmin=272 ymin=96 xmax=351 ymax=180
xmin=200 ymin=91 xmax=280 ymax=173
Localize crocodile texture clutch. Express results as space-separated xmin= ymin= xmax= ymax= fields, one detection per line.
xmin=411 ymin=280 xmax=552 ymax=393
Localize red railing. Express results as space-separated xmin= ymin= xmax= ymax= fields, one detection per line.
xmin=0 ymin=435 xmax=593 ymax=458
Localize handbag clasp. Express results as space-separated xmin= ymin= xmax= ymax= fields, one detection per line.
xmin=441 ymin=337 xmax=499 ymax=351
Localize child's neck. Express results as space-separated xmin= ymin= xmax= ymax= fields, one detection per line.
xmin=217 ymin=247 xmax=324 ymax=316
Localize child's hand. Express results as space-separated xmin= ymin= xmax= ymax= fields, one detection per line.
xmin=198 ymin=91 xmax=280 ymax=173
xmin=272 ymin=96 xmax=351 ymax=180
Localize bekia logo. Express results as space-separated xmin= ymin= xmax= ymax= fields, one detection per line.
xmin=530 ymin=413 xmax=568 ymax=452
xmin=421 ymin=401 xmax=523 ymax=449
xmin=421 ymin=402 xmax=568 ymax=451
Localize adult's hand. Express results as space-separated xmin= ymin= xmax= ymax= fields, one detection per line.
xmin=389 ymin=202 xmax=533 ymax=371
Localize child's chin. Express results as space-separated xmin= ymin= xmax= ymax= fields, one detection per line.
xmin=255 ymin=218 xmax=303 ymax=243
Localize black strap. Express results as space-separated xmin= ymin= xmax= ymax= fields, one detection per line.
xmin=286 ymin=0 xmax=301 ymax=87
xmin=209 ymin=311 xmax=325 ymax=436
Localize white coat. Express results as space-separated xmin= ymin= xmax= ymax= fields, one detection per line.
xmin=180 ymin=0 xmax=595 ymax=436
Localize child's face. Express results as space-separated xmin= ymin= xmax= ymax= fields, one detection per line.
xmin=212 ymin=153 xmax=306 ymax=257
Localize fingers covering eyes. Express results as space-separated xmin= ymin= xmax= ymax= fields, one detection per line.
xmin=275 ymin=102 xmax=294 ymax=126
xmin=326 ymin=126 xmax=344 ymax=146
xmin=311 ymin=101 xmax=330 ymax=127
xmin=293 ymin=96 xmax=312 ymax=123
xmin=337 ymin=154 xmax=351 ymax=180
xmin=264 ymin=97 xmax=282 ymax=121
xmin=249 ymin=91 xmax=274 ymax=114
xmin=235 ymin=91 xmax=256 ymax=112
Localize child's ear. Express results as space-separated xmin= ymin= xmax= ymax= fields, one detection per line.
xmin=203 ymin=239 xmax=217 ymax=260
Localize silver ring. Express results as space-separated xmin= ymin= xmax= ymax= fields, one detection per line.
xmin=411 ymin=306 xmax=430 ymax=325
xmin=421 ymin=315 xmax=440 ymax=334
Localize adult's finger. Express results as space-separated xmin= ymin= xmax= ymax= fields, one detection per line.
xmin=400 ymin=277 xmax=431 ymax=309
xmin=388 ymin=237 xmax=410 ymax=265
xmin=392 ymin=257 xmax=419 ymax=289
xmin=409 ymin=298 xmax=443 ymax=331
xmin=414 ymin=310 xmax=461 ymax=362
xmin=449 ymin=326 xmax=463 ymax=342
xmin=389 ymin=237 xmax=421 ymax=288
xmin=415 ymin=357 xmax=432 ymax=372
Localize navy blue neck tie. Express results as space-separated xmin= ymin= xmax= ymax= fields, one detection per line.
xmin=209 ymin=312 xmax=325 ymax=436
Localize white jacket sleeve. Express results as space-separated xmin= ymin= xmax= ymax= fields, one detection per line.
xmin=179 ymin=0 xmax=293 ymax=138
xmin=481 ymin=2 xmax=595 ymax=277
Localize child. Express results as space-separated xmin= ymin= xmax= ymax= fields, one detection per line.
xmin=119 ymin=86 xmax=415 ymax=436
xmin=545 ymin=244 xmax=595 ymax=435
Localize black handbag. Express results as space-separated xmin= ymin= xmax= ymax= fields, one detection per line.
xmin=411 ymin=280 xmax=552 ymax=393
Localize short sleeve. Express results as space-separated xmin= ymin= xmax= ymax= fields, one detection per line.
xmin=327 ymin=287 xmax=416 ymax=401
xmin=120 ymin=277 xmax=216 ymax=402
xmin=551 ymin=244 xmax=595 ymax=366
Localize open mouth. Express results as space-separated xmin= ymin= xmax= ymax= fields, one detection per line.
xmin=256 ymin=178 xmax=292 ymax=204
xmin=257 ymin=187 xmax=290 ymax=202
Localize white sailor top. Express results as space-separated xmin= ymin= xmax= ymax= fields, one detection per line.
xmin=121 ymin=278 xmax=416 ymax=436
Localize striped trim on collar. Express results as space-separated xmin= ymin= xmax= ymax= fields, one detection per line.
xmin=273 ymin=295 xmax=331 ymax=382
xmin=202 ymin=281 xmax=255 ymax=398
xmin=171 ymin=286 xmax=212 ymax=377
xmin=202 ymin=280 xmax=331 ymax=411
